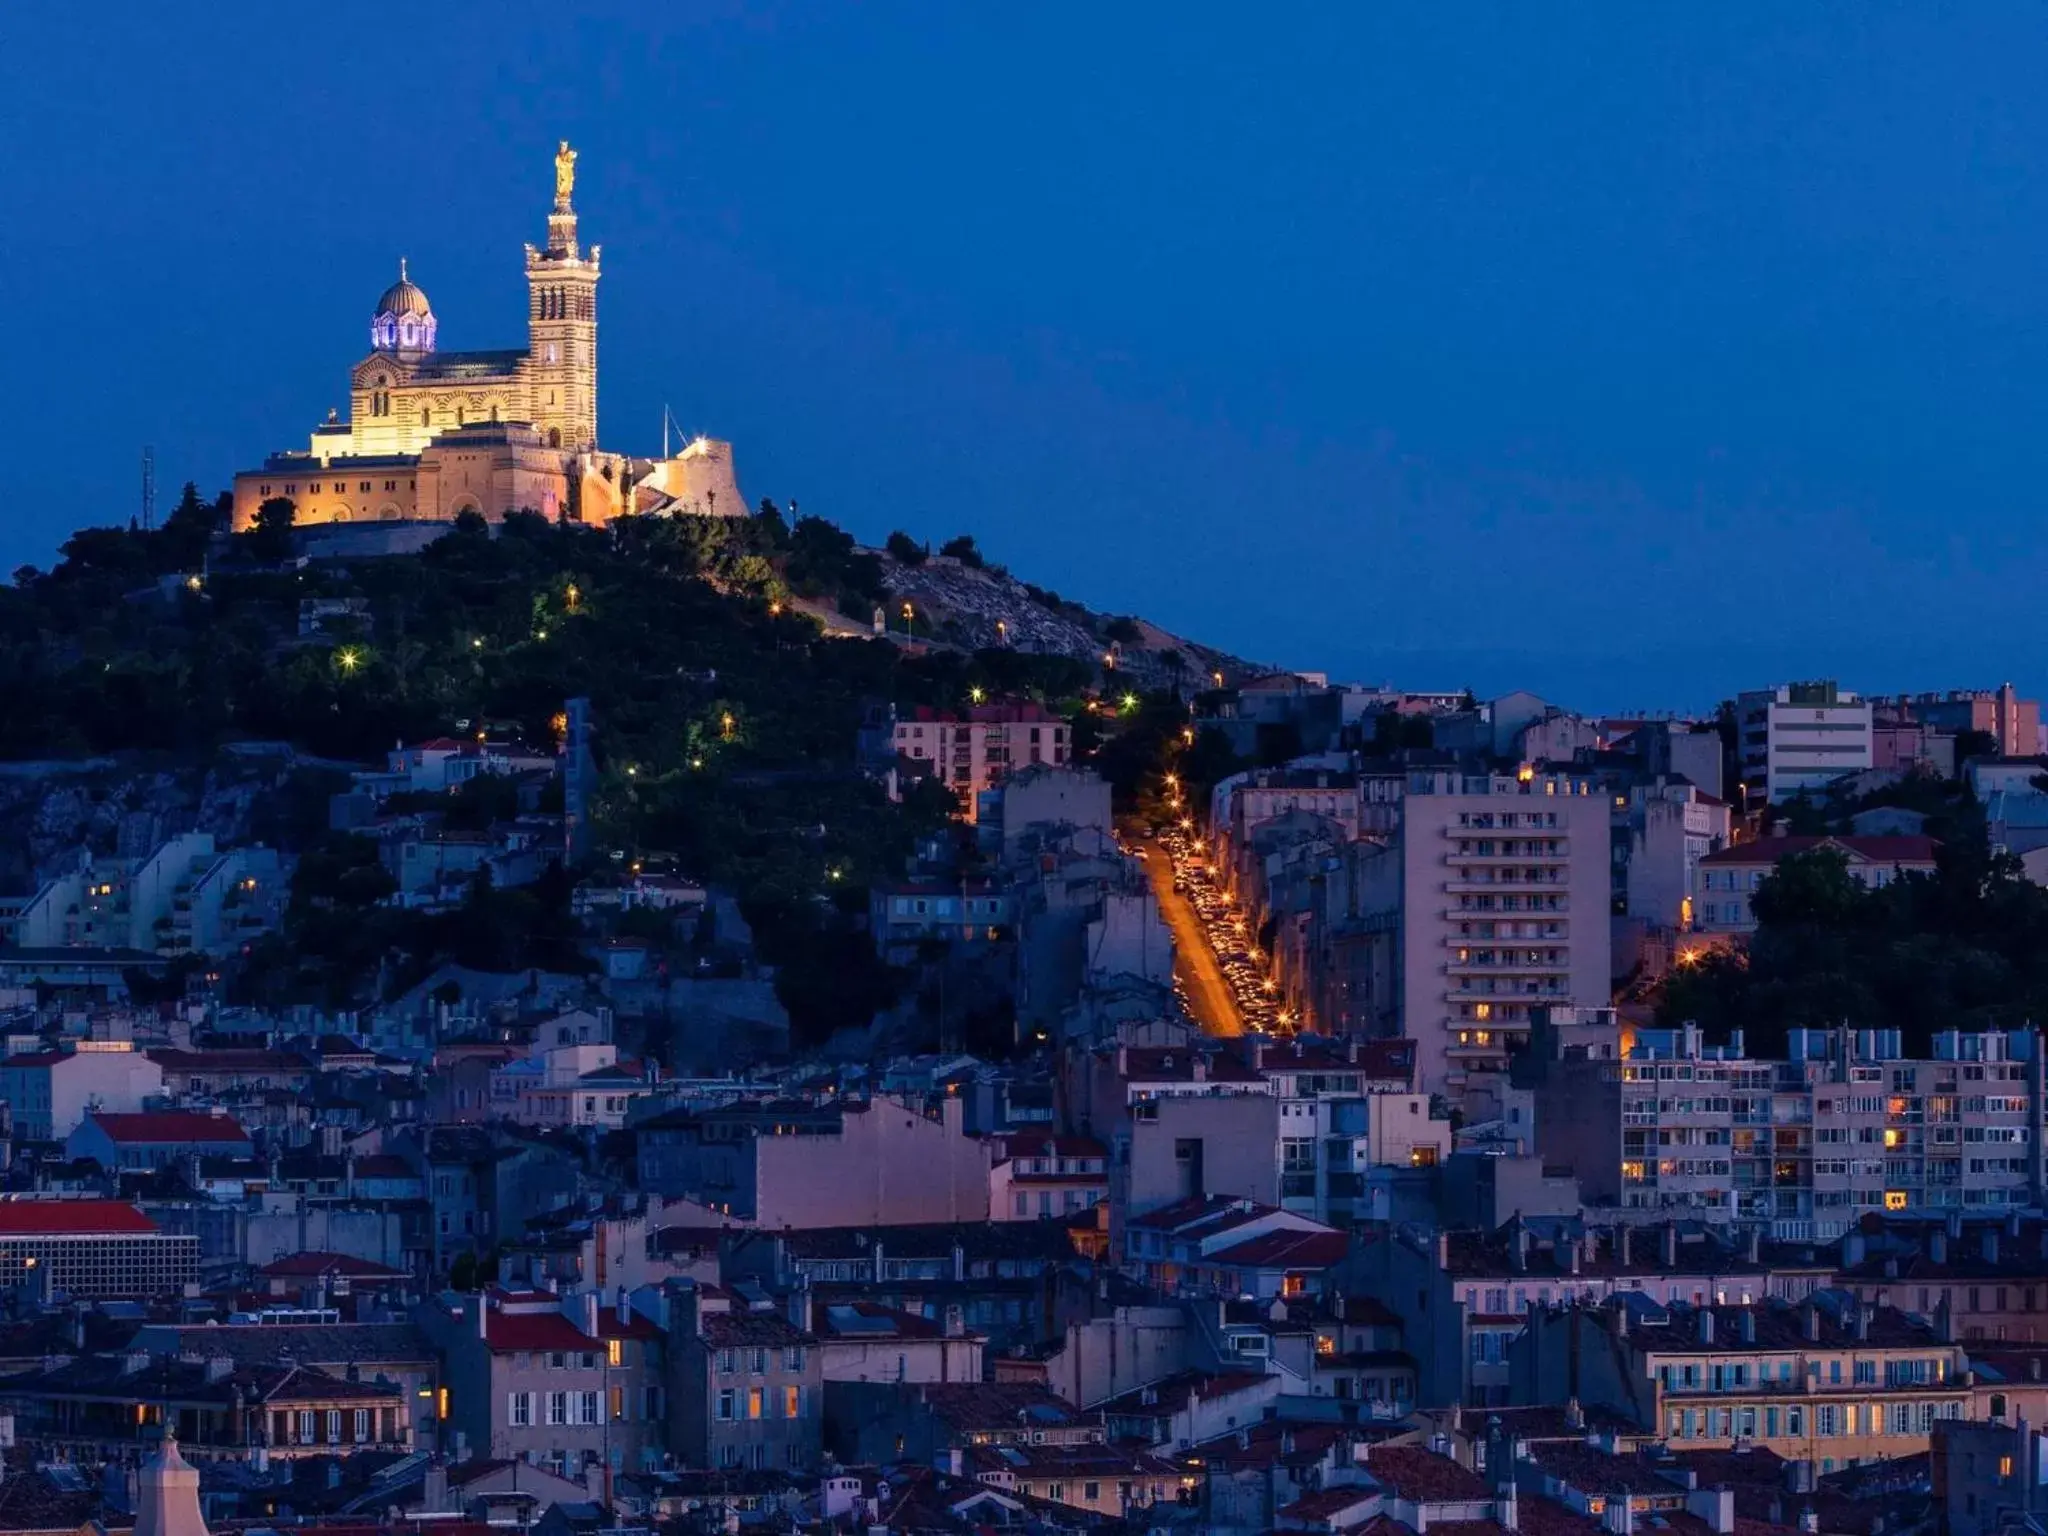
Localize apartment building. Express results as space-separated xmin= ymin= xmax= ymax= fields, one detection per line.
xmin=0 ymin=1042 xmax=165 ymax=1140
xmin=427 ymin=1286 xmax=666 ymax=1476
xmin=892 ymin=702 xmax=1070 ymax=819
xmin=0 ymin=834 xmax=282 ymax=955
xmin=1520 ymin=1292 xmax=1970 ymax=1473
xmin=1623 ymin=780 xmax=1731 ymax=928
xmin=0 ymin=1200 xmax=199 ymax=1298
xmin=667 ymin=1283 xmax=822 ymax=1474
xmin=1909 ymin=685 xmax=2041 ymax=759
xmin=1316 ymin=771 xmax=1611 ymax=1097
xmin=1525 ymin=1015 xmax=2043 ymax=1238
xmin=635 ymin=1093 xmax=991 ymax=1225
xmin=1692 ymin=834 xmax=1939 ymax=935
xmin=988 ymin=1134 xmax=1108 ymax=1221
xmin=1358 ymin=1216 xmax=1771 ymax=1408
xmin=1837 ymin=1213 xmax=2048 ymax=1344
xmin=1737 ymin=682 xmax=1874 ymax=805
xmin=1934 ymin=1418 xmax=2048 ymax=1536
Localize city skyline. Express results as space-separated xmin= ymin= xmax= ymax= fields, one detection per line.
xmin=8 ymin=7 xmax=2048 ymax=707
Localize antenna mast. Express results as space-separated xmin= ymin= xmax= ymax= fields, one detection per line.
xmin=141 ymin=445 xmax=156 ymax=530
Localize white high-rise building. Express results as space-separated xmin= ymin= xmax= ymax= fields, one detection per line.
xmin=1365 ymin=771 xmax=1613 ymax=1099
xmin=1737 ymin=682 xmax=1874 ymax=804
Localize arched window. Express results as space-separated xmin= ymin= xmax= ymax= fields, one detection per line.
xmin=456 ymin=407 xmax=465 ymax=426
xmin=490 ymin=405 xmax=500 ymax=422
xmin=422 ymin=408 xmax=431 ymax=428
xmin=548 ymin=428 xmax=561 ymax=448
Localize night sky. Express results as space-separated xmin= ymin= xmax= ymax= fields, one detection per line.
xmin=7 ymin=5 xmax=2046 ymax=709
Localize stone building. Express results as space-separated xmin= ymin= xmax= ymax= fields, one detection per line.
xmin=425 ymin=1286 xmax=665 ymax=1479
xmin=667 ymin=1282 xmax=822 ymax=1474
xmin=231 ymin=143 xmax=742 ymax=532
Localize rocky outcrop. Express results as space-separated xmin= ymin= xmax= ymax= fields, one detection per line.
xmin=875 ymin=553 xmax=1262 ymax=689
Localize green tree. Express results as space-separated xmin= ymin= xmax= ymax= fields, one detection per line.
xmin=247 ymin=496 xmax=298 ymax=561
xmin=885 ymin=530 xmax=927 ymax=565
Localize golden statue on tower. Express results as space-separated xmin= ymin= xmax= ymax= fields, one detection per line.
xmin=555 ymin=140 xmax=577 ymax=203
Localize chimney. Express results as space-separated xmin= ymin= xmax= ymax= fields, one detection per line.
xmin=581 ymin=1290 xmax=600 ymax=1339
xmin=424 ymin=1461 xmax=449 ymax=1513
xmin=1948 ymin=1210 xmax=1964 ymax=1240
xmin=1799 ymin=1510 xmax=1819 ymax=1535
xmin=1687 ymin=1488 xmax=1736 ymax=1536
xmin=1854 ymin=1306 xmax=1870 ymax=1342
xmin=617 ymin=1286 xmax=631 ymax=1327
xmin=1662 ymin=1223 xmax=1678 ymax=1269
xmin=1740 ymin=1311 xmax=1757 ymax=1345
xmin=1931 ymin=1228 xmax=1948 ymax=1265
xmin=1566 ymin=1397 xmax=1585 ymax=1431
xmin=476 ymin=1294 xmax=489 ymax=1341
xmin=1802 ymin=1302 xmax=1820 ymax=1343
xmin=1985 ymin=1229 xmax=2001 ymax=1266
xmin=1498 ymin=1483 xmax=1519 ymax=1532
xmin=1698 ymin=1309 xmax=1716 ymax=1346
xmin=1843 ymin=1232 xmax=1866 ymax=1268
xmin=1744 ymin=1226 xmax=1760 ymax=1265
xmin=1619 ymin=1226 xmax=1633 ymax=1268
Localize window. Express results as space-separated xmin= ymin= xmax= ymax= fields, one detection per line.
xmin=715 ymin=1389 xmax=735 ymax=1421
xmin=783 ymin=1384 xmax=802 ymax=1418
xmin=1084 ymin=1482 xmax=1101 ymax=1502
xmin=750 ymin=1348 xmax=768 ymax=1374
xmin=354 ymin=1408 xmax=371 ymax=1442
xmin=747 ymin=1387 xmax=764 ymax=1420
xmin=784 ymin=1346 xmax=805 ymax=1371
xmin=509 ymin=1392 xmax=532 ymax=1427
xmin=576 ymin=1391 xmax=600 ymax=1425
xmin=716 ymin=1348 xmax=736 ymax=1374
xmin=546 ymin=1392 xmax=567 ymax=1426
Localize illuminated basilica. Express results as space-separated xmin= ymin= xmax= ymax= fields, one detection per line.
xmin=232 ymin=144 xmax=741 ymax=531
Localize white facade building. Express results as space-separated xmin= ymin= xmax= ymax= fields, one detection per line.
xmin=1737 ymin=682 xmax=1874 ymax=804
xmin=1394 ymin=772 xmax=1613 ymax=1096
xmin=1625 ymin=780 xmax=1732 ymax=927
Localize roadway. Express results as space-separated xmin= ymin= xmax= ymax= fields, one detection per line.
xmin=1132 ymin=838 xmax=1245 ymax=1038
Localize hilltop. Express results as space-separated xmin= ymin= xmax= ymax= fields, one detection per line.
xmin=0 ymin=492 xmax=1252 ymax=1035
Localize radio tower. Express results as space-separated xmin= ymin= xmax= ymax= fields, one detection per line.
xmin=141 ymin=446 xmax=156 ymax=530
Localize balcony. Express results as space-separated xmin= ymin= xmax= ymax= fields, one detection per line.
xmin=1445 ymin=959 xmax=1571 ymax=977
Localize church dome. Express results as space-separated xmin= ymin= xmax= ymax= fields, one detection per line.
xmin=370 ymin=259 xmax=437 ymax=354
xmin=376 ymin=273 xmax=433 ymax=319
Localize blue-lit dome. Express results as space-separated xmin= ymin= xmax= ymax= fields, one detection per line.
xmin=370 ymin=258 xmax=437 ymax=353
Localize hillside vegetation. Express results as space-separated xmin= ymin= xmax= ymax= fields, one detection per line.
xmin=0 ymin=491 xmax=1201 ymax=1036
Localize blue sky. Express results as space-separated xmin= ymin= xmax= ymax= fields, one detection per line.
xmin=4 ymin=4 xmax=2045 ymax=709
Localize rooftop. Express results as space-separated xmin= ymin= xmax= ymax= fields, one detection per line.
xmin=0 ymin=1198 xmax=157 ymax=1235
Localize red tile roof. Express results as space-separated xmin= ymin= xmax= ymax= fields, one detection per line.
xmin=1361 ymin=1445 xmax=1490 ymax=1502
xmin=1278 ymin=1484 xmax=1382 ymax=1527
xmin=0 ymin=1199 xmax=157 ymax=1235
xmin=82 ymin=1111 xmax=251 ymax=1145
xmin=480 ymin=1306 xmax=660 ymax=1352
xmin=257 ymin=1251 xmax=407 ymax=1280
xmin=1207 ymin=1229 xmax=1350 ymax=1270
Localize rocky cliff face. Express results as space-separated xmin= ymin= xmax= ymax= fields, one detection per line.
xmin=0 ymin=753 xmax=325 ymax=893
xmin=875 ymin=553 xmax=1265 ymax=690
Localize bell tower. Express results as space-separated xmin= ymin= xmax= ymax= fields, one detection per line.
xmin=525 ymin=141 xmax=600 ymax=452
